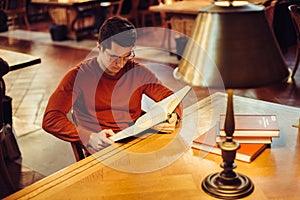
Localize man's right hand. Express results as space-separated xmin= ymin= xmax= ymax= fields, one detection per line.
xmin=87 ymin=129 xmax=115 ymax=154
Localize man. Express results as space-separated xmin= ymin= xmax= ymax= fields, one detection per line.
xmin=42 ymin=16 xmax=181 ymax=154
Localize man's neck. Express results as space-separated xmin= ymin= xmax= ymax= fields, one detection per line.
xmin=97 ymin=56 xmax=117 ymax=76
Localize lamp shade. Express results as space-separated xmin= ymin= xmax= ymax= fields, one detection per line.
xmin=174 ymin=1 xmax=290 ymax=88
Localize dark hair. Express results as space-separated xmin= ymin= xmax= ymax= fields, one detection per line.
xmin=98 ymin=16 xmax=137 ymax=51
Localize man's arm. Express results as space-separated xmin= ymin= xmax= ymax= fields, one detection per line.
xmin=42 ymin=66 xmax=115 ymax=152
xmin=42 ymin=68 xmax=81 ymax=142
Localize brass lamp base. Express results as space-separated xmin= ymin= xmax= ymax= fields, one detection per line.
xmin=202 ymin=171 xmax=254 ymax=199
xmin=201 ymin=90 xmax=254 ymax=199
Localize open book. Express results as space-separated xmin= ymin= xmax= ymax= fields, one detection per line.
xmin=110 ymin=86 xmax=192 ymax=142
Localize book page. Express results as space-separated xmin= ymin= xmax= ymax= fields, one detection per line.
xmin=110 ymin=86 xmax=191 ymax=142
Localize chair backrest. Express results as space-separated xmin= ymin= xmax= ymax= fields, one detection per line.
xmin=100 ymin=0 xmax=124 ymax=18
xmin=1 ymin=0 xmax=29 ymax=30
xmin=289 ymin=4 xmax=300 ymax=40
xmin=115 ymin=0 xmax=125 ymax=16
xmin=68 ymin=110 xmax=90 ymax=161
xmin=3 ymin=0 xmax=26 ymax=11
xmin=120 ymin=0 xmax=139 ymax=25
xmin=0 ymin=0 xmax=5 ymax=10
xmin=71 ymin=142 xmax=89 ymax=162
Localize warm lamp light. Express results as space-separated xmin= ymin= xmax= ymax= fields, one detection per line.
xmin=174 ymin=1 xmax=290 ymax=199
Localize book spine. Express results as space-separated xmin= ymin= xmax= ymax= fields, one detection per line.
xmin=192 ymin=146 xmax=251 ymax=163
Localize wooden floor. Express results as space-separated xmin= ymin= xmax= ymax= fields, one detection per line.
xmin=1 ymin=20 xmax=300 ymax=108
xmin=0 ymin=19 xmax=300 ymax=197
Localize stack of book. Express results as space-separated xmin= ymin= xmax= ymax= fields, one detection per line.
xmin=217 ymin=114 xmax=280 ymax=144
xmin=192 ymin=114 xmax=280 ymax=163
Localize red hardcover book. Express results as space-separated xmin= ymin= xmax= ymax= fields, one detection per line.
xmin=192 ymin=126 xmax=268 ymax=163
xmin=219 ymin=114 xmax=280 ymax=137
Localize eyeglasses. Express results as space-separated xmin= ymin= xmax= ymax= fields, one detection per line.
xmin=106 ymin=50 xmax=135 ymax=61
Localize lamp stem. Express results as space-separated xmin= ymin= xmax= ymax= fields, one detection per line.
xmin=201 ymin=90 xmax=254 ymax=199
xmin=225 ymin=89 xmax=234 ymax=138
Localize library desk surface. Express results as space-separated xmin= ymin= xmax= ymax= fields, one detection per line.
xmin=149 ymin=0 xmax=212 ymax=15
xmin=149 ymin=0 xmax=268 ymax=15
xmin=5 ymin=92 xmax=300 ymax=199
xmin=0 ymin=49 xmax=41 ymax=71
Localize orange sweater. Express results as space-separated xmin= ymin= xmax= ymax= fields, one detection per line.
xmin=42 ymin=57 xmax=181 ymax=144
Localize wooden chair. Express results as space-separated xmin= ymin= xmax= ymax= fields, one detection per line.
xmin=70 ymin=142 xmax=90 ymax=162
xmin=288 ymin=4 xmax=300 ymax=79
xmin=67 ymin=110 xmax=90 ymax=162
xmin=99 ymin=0 xmax=138 ymax=26
xmin=137 ymin=0 xmax=159 ymax=27
xmin=72 ymin=3 xmax=98 ymax=40
xmin=100 ymin=0 xmax=124 ymax=19
xmin=156 ymin=0 xmax=173 ymax=52
xmin=0 ymin=0 xmax=4 ymax=11
xmin=1 ymin=0 xmax=30 ymax=30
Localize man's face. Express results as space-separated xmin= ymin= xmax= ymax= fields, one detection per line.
xmin=99 ymin=42 xmax=134 ymax=76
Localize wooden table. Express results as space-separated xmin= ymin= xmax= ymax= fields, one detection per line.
xmin=150 ymin=0 xmax=211 ymax=16
xmin=149 ymin=0 xmax=212 ymax=47
xmin=30 ymin=0 xmax=103 ymax=40
xmin=149 ymin=0 xmax=266 ymax=15
xmin=5 ymin=92 xmax=300 ymax=199
xmin=0 ymin=49 xmax=41 ymax=71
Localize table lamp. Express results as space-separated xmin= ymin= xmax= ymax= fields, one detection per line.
xmin=174 ymin=1 xmax=290 ymax=199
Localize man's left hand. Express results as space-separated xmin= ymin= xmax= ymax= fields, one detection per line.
xmin=152 ymin=113 xmax=178 ymax=133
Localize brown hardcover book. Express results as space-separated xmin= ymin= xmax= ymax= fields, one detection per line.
xmin=219 ymin=114 xmax=280 ymax=137
xmin=192 ymin=126 xmax=268 ymax=163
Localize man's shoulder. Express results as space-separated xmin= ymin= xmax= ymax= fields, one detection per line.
xmin=80 ymin=57 xmax=98 ymax=70
xmin=64 ymin=57 xmax=99 ymax=80
xmin=128 ymin=60 xmax=152 ymax=73
xmin=73 ymin=57 xmax=101 ymax=75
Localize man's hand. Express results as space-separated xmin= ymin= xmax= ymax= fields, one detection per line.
xmin=152 ymin=113 xmax=178 ymax=133
xmin=87 ymin=129 xmax=115 ymax=154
